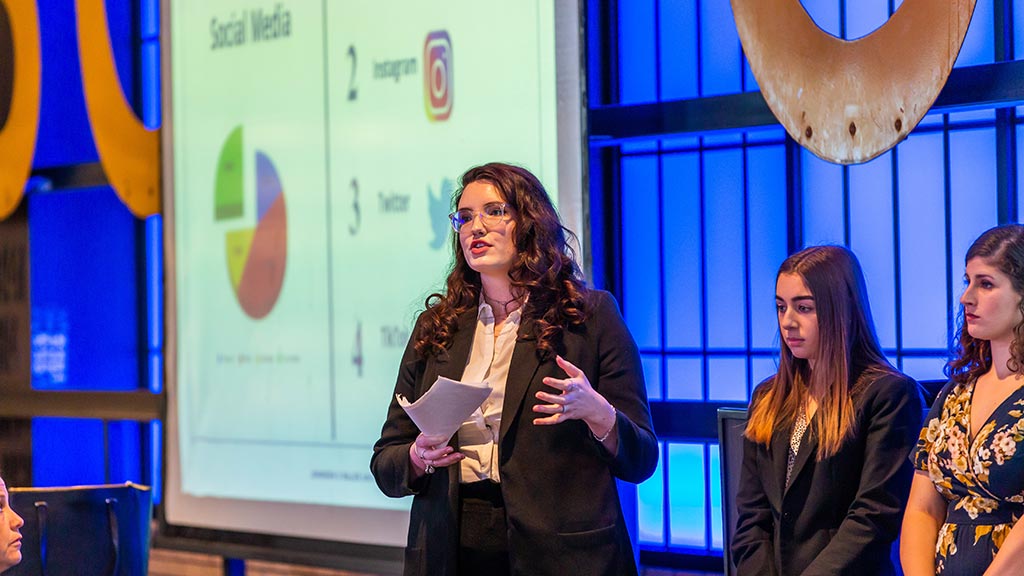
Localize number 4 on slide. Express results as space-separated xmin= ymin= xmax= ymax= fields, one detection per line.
xmin=352 ymin=321 xmax=364 ymax=377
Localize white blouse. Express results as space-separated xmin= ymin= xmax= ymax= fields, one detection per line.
xmin=457 ymin=299 xmax=523 ymax=483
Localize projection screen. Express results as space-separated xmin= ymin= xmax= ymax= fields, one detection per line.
xmin=160 ymin=0 xmax=586 ymax=564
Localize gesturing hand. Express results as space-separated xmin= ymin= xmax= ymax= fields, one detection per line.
xmin=533 ymin=356 xmax=616 ymax=441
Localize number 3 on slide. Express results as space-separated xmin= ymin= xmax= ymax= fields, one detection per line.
xmin=346 ymin=44 xmax=357 ymax=101
xmin=348 ymin=177 xmax=360 ymax=235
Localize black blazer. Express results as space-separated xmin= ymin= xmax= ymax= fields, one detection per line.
xmin=370 ymin=290 xmax=659 ymax=576
xmin=731 ymin=369 xmax=923 ymax=576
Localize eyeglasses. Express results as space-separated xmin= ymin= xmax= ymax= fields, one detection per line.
xmin=448 ymin=202 xmax=511 ymax=232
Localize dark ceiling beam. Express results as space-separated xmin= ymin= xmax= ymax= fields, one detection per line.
xmin=0 ymin=391 xmax=163 ymax=421
xmin=589 ymin=60 xmax=1024 ymax=145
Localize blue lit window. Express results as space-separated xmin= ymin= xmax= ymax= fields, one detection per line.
xmin=609 ymin=0 xmax=1018 ymax=567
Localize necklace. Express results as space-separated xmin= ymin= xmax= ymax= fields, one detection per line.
xmin=482 ymin=293 xmax=523 ymax=312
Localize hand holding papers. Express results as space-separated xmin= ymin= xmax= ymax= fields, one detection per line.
xmin=397 ymin=376 xmax=492 ymax=443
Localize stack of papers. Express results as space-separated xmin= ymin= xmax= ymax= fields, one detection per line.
xmin=397 ymin=376 xmax=492 ymax=442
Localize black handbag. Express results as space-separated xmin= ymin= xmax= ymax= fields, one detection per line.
xmin=6 ymin=482 xmax=152 ymax=576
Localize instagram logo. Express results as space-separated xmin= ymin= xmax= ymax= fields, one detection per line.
xmin=423 ymin=31 xmax=452 ymax=121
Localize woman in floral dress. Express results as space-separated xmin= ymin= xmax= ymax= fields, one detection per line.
xmin=902 ymin=224 xmax=1024 ymax=575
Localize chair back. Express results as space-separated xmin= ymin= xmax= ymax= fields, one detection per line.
xmin=717 ymin=408 xmax=748 ymax=576
xmin=7 ymin=482 xmax=152 ymax=576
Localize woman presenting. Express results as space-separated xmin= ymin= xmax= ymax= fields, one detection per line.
xmin=370 ymin=162 xmax=658 ymax=576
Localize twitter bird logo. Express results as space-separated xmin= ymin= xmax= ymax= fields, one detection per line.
xmin=428 ymin=178 xmax=455 ymax=250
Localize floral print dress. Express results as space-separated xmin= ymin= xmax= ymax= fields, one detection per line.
xmin=913 ymin=380 xmax=1024 ymax=573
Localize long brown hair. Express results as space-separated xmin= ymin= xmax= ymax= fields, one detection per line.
xmin=745 ymin=245 xmax=896 ymax=459
xmin=948 ymin=224 xmax=1024 ymax=385
xmin=413 ymin=162 xmax=588 ymax=359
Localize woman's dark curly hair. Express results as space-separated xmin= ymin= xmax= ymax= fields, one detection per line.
xmin=948 ymin=224 xmax=1024 ymax=384
xmin=413 ymin=162 xmax=588 ymax=359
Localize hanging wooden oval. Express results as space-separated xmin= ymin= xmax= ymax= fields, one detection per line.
xmin=77 ymin=0 xmax=160 ymax=217
xmin=0 ymin=0 xmax=40 ymax=221
xmin=731 ymin=0 xmax=977 ymax=164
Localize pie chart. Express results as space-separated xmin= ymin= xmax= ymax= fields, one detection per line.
xmin=214 ymin=126 xmax=287 ymax=319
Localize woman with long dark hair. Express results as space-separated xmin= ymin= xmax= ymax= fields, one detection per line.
xmin=902 ymin=224 xmax=1024 ymax=575
xmin=733 ymin=245 xmax=922 ymax=575
xmin=370 ymin=162 xmax=658 ymax=576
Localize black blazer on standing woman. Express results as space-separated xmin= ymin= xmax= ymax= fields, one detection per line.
xmin=370 ymin=290 xmax=658 ymax=576
xmin=731 ymin=368 xmax=922 ymax=576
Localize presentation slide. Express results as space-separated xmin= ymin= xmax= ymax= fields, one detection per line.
xmin=164 ymin=0 xmax=582 ymax=548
